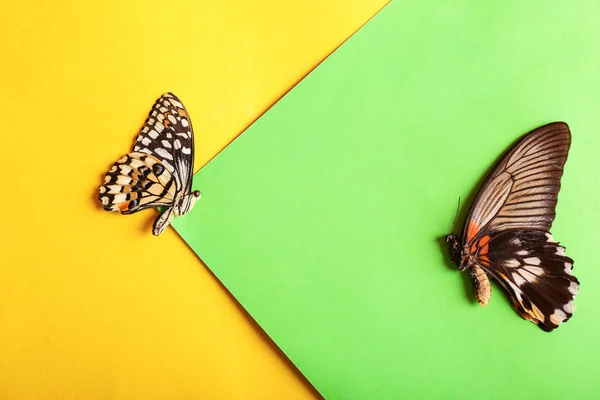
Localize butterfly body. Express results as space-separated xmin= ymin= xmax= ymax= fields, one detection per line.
xmin=446 ymin=122 xmax=579 ymax=331
xmin=99 ymin=93 xmax=201 ymax=235
xmin=446 ymin=234 xmax=492 ymax=306
xmin=471 ymin=265 xmax=491 ymax=307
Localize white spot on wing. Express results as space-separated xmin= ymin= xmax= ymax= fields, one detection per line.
xmin=161 ymin=140 xmax=172 ymax=148
xmin=524 ymin=257 xmax=541 ymax=266
xmin=107 ymin=185 xmax=121 ymax=194
xmin=170 ymin=99 xmax=183 ymax=108
xmin=509 ymin=237 xmax=521 ymax=246
xmin=182 ymin=147 xmax=191 ymax=155
xmin=523 ymin=265 xmax=544 ymax=276
xmin=519 ymin=270 xmax=538 ymax=283
xmin=545 ymin=233 xmax=557 ymax=243
xmin=113 ymin=193 xmax=127 ymax=203
xmin=564 ymin=300 xmax=575 ymax=314
xmin=130 ymin=158 xmax=144 ymax=169
xmin=512 ymin=273 xmax=526 ymax=287
xmin=564 ymin=262 xmax=573 ymax=275
xmin=504 ymin=259 xmax=521 ymax=268
xmin=568 ymin=282 xmax=578 ymax=295
xmin=161 ymin=159 xmax=174 ymax=172
xmin=148 ymin=130 xmax=159 ymax=139
xmin=168 ymin=115 xmax=177 ymax=124
xmin=116 ymin=176 xmax=132 ymax=185
xmin=181 ymin=118 xmax=189 ymax=127
xmin=549 ymin=309 xmax=567 ymax=325
xmin=155 ymin=148 xmax=173 ymax=160
xmin=516 ymin=250 xmax=529 ymax=256
xmin=556 ymin=246 xmax=566 ymax=256
xmin=141 ymin=137 xmax=151 ymax=146
xmin=174 ymin=139 xmax=182 ymax=150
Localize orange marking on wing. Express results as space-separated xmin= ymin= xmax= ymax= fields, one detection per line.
xmin=118 ymin=201 xmax=130 ymax=211
xmin=479 ymin=255 xmax=490 ymax=267
xmin=480 ymin=243 xmax=489 ymax=255
xmin=466 ymin=221 xmax=480 ymax=242
xmin=471 ymin=243 xmax=477 ymax=254
xmin=479 ymin=235 xmax=491 ymax=246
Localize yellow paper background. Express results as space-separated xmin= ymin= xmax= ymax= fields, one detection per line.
xmin=0 ymin=0 xmax=387 ymax=398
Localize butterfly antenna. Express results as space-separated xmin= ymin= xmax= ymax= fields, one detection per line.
xmin=451 ymin=197 xmax=461 ymax=234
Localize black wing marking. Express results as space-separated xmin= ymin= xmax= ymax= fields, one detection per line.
xmin=132 ymin=92 xmax=195 ymax=194
xmin=463 ymin=122 xmax=570 ymax=243
xmin=98 ymin=152 xmax=176 ymax=214
xmin=477 ymin=230 xmax=578 ymax=332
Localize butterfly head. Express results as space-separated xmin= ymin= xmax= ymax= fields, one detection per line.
xmin=175 ymin=190 xmax=202 ymax=216
xmin=445 ymin=233 xmax=463 ymax=269
xmin=446 ymin=197 xmax=466 ymax=269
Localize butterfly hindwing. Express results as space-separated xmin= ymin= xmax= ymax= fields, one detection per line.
xmin=99 ymin=152 xmax=176 ymax=214
xmin=476 ymin=230 xmax=578 ymax=332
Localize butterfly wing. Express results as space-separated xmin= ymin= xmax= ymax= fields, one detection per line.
xmin=132 ymin=93 xmax=195 ymax=195
xmin=479 ymin=230 xmax=578 ymax=332
xmin=461 ymin=122 xmax=577 ymax=331
xmin=99 ymin=152 xmax=177 ymax=214
xmin=463 ymin=122 xmax=570 ymax=243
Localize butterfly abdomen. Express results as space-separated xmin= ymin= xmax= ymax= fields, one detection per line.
xmin=471 ymin=265 xmax=491 ymax=306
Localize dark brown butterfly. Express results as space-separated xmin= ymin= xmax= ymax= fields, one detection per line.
xmin=446 ymin=122 xmax=579 ymax=331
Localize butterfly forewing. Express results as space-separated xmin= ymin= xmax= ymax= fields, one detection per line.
xmin=464 ymin=122 xmax=570 ymax=243
xmin=132 ymin=93 xmax=194 ymax=194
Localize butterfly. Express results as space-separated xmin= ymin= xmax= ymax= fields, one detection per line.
xmin=446 ymin=122 xmax=579 ymax=331
xmin=98 ymin=93 xmax=201 ymax=236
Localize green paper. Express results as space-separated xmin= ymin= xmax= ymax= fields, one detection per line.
xmin=174 ymin=1 xmax=600 ymax=398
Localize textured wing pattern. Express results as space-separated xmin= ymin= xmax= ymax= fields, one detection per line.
xmin=477 ymin=230 xmax=578 ymax=332
xmin=132 ymin=92 xmax=194 ymax=194
xmin=99 ymin=152 xmax=176 ymax=214
xmin=464 ymin=122 xmax=570 ymax=242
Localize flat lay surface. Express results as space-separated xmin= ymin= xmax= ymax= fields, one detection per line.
xmin=0 ymin=0 xmax=387 ymax=398
xmin=174 ymin=1 xmax=600 ymax=398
